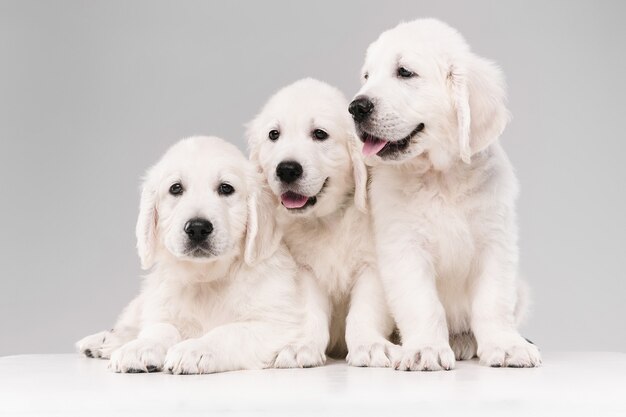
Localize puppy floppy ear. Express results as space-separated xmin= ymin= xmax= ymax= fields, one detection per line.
xmin=245 ymin=116 xmax=263 ymax=168
xmin=244 ymin=174 xmax=281 ymax=266
xmin=347 ymin=131 xmax=368 ymax=213
xmin=135 ymin=175 xmax=158 ymax=270
xmin=450 ymin=54 xmax=510 ymax=163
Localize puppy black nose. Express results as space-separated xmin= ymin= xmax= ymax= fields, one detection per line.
xmin=348 ymin=96 xmax=374 ymax=122
xmin=184 ymin=218 xmax=213 ymax=242
xmin=276 ymin=161 xmax=303 ymax=184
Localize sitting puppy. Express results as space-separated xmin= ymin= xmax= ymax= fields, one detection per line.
xmin=247 ymin=78 xmax=395 ymax=367
xmin=76 ymin=136 xmax=305 ymax=374
xmin=349 ymin=19 xmax=541 ymax=370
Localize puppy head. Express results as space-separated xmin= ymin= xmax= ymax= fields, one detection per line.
xmin=247 ymin=78 xmax=367 ymax=218
xmin=136 ymin=136 xmax=280 ymax=270
xmin=350 ymin=18 xmax=509 ymax=169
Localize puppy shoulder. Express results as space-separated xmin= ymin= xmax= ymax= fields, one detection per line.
xmin=237 ymin=242 xmax=298 ymax=285
xmin=136 ymin=267 xmax=165 ymax=297
xmin=231 ymin=244 xmax=302 ymax=316
xmin=470 ymin=143 xmax=519 ymax=204
xmin=344 ymin=203 xmax=376 ymax=248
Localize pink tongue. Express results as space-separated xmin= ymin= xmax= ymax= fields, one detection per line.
xmin=362 ymin=137 xmax=388 ymax=156
xmin=281 ymin=192 xmax=309 ymax=209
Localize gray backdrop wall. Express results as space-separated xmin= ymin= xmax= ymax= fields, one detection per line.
xmin=1 ymin=0 xmax=624 ymax=355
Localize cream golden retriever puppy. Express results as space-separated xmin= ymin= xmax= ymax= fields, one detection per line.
xmin=247 ymin=78 xmax=396 ymax=367
xmin=349 ymin=19 xmax=541 ymax=370
xmin=76 ymin=136 xmax=306 ymax=374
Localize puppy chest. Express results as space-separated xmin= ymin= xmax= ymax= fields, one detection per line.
xmin=309 ymin=255 xmax=355 ymax=298
xmin=288 ymin=237 xmax=356 ymax=297
xmin=316 ymin=264 xmax=354 ymax=301
xmin=163 ymin=286 xmax=237 ymax=338
xmin=419 ymin=198 xmax=477 ymax=282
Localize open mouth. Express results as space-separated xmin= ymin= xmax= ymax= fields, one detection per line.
xmin=280 ymin=179 xmax=328 ymax=211
xmin=360 ymin=123 xmax=425 ymax=157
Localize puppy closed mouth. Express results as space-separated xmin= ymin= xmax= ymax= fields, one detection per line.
xmin=280 ymin=179 xmax=328 ymax=211
xmin=360 ymin=123 xmax=425 ymax=157
xmin=186 ymin=245 xmax=215 ymax=258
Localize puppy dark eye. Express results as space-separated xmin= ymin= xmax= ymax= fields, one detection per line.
xmin=268 ymin=130 xmax=280 ymax=141
xmin=218 ymin=183 xmax=235 ymax=196
xmin=397 ymin=67 xmax=415 ymax=78
xmin=169 ymin=182 xmax=183 ymax=196
xmin=312 ymin=129 xmax=329 ymax=141
xmin=363 ymin=73 xmax=369 ymax=80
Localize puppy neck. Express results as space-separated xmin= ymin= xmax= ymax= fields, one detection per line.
xmin=397 ymin=145 xmax=497 ymax=197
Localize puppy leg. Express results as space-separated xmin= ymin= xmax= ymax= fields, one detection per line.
xmin=345 ymin=266 xmax=397 ymax=367
xmin=378 ymin=238 xmax=455 ymax=371
xmin=109 ymin=323 xmax=181 ymax=373
xmin=76 ymin=295 xmax=142 ymax=359
xmin=76 ymin=326 xmax=136 ymax=359
xmin=76 ymin=330 xmax=112 ymax=359
xmin=164 ymin=322 xmax=285 ymax=374
xmin=275 ymin=269 xmax=329 ymax=369
xmin=471 ymin=245 xmax=541 ymax=368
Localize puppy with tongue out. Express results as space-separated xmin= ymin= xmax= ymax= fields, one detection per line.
xmin=362 ymin=136 xmax=389 ymax=157
xmin=281 ymin=191 xmax=312 ymax=210
xmin=247 ymin=78 xmax=397 ymax=368
xmin=274 ymin=159 xmax=320 ymax=211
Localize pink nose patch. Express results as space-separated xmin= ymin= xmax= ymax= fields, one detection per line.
xmin=281 ymin=191 xmax=309 ymax=209
xmin=362 ymin=137 xmax=388 ymax=156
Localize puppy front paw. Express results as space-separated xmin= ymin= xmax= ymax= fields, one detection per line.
xmin=478 ymin=334 xmax=542 ymax=368
xmin=394 ymin=344 xmax=455 ymax=371
xmin=76 ymin=330 xmax=113 ymax=359
xmin=109 ymin=339 xmax=167 ymax=373
xmin=347 ymin=342 xmax=399 ymax=368
xmin=274 ymin=344 xmax=326 ymax=369
xmin=164 ymin=339 xmax=218 ymax=375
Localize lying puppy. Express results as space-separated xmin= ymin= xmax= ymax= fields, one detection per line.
xmin=349 ymin=19 xmax=541 ymax=370
xmin=247 ymin=78 xmax=395 ymax=367
xmin=76 ymin=136 xmax=305 ymax=374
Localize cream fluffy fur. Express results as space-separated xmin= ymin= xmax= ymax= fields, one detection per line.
xmin=351 ymin=19 xmax=541 ymax=370
xmin=248 ymin=79 xmax=396 ymax=367
xmin=76 ymin=136 xmax=307 ymax=374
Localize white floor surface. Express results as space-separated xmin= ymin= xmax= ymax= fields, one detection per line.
xmin=0 ymin=352 xmax=624 ymax=416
